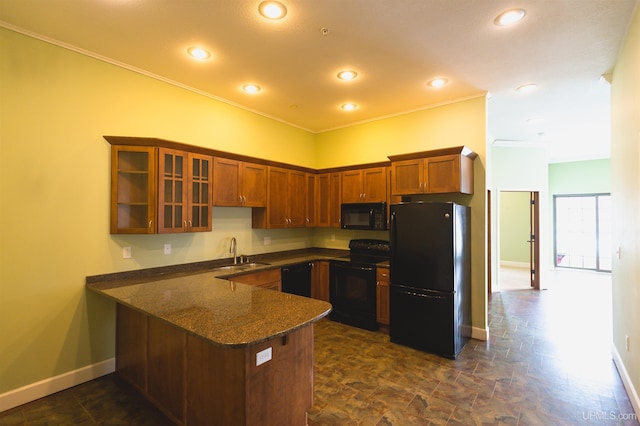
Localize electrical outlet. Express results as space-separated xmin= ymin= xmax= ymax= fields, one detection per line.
xmin=331 ymin=234 xmax=335 ymax=241
xmin=122 ymin=247 xmax=131 ymax=259
xmin=256 ymin=347 xmax=272 ymax=366
xmin=626 ymin=335 xmax=630 ymax=351
xmin=164 ymin=243 xmax=171 ymax=255
xmin=264 ymin=236 xmax=271 ymax=245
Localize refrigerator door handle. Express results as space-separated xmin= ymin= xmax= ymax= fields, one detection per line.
xmin=390 ymin=211 xmax=396 ymax=247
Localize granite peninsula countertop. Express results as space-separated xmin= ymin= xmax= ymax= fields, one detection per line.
xmin=86 ymin=251 xmax=342 ymax=348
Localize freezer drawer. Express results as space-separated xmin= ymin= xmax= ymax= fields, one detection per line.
xmin=389 ymin=285 xmax=467 ymax=358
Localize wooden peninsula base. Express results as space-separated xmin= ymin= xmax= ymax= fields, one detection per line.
xmin=116 ymin=304 xmax=314 ymax=426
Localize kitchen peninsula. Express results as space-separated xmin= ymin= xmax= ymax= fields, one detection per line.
xmin=87 ymin=267 xmax=332 ymax=426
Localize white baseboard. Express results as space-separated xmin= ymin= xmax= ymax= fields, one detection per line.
xmin=471 ymin=326 xmax=489 ymax=341
xmin=612 ymin=345 xmax=640 ymax=417
xmin=500 ymin=261 xmax=529 ymax=269
xmin=0 ymin=358 xmax=115 ymax=413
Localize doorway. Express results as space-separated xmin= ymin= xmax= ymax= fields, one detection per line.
xmin=554 ymin=193 xmax=612 ymax=272
xmin=497 ymin=191 xmax=540 ymax=291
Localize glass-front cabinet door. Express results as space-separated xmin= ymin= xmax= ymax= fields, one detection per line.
xmin=111 ymin=146 xmax=157 ymax=234
xmin=158 ymin=149 xmax=212 ymax=233
xmin=158 ymin=149 xmax=187 ymax=233
xmin=188 ymin=153 xmax=212 ymax=232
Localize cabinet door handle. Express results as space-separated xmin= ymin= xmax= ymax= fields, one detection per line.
xmin=148 ymin=220 xmax=153 ymax=231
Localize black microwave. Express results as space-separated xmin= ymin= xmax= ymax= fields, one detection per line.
xmin=341 ymin=202 xmax=387 ymax=230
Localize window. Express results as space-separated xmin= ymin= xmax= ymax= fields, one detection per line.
xmin=554 ymin=194 xmax=611 ymax=272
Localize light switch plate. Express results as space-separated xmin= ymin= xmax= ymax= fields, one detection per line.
xmin=164 ymin=243 xmax=171 ymax=255
xmin=122 ymin=247 xmax=131 ymax=259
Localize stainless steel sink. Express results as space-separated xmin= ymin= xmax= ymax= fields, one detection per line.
xmin=213 ymin=262 xmax=270 ymax=274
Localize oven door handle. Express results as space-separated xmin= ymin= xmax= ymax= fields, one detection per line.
xmin=332 ymin=262 xmax=374 ymax=272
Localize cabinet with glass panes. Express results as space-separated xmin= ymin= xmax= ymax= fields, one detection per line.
xmin=111 ymin=146 xmax=157 ymax=234
xmin=110 ymin=145 xmax=212 ymax=234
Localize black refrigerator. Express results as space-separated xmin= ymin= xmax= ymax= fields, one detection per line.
xmin=389 ymin=202 xmax=471 ymax=359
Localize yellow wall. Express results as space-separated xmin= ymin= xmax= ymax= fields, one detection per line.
xmin=0 ymin=28 xmax=317 ymax=394
xmin=0 ymin=27 xmax=487 ymax=397
xmin=610 ymin=5 xmax=640 ymax=413
xmin=316 ymin=98 xmax=488 ymax=337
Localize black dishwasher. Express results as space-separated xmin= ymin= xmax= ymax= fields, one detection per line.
xmin=281 ymin=262 xmax=312 ymax=297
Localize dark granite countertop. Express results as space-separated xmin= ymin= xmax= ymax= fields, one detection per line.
xmin=86 ymin=249 xmax=346 ymax=348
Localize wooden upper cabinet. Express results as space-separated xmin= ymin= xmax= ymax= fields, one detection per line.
xmin=316 ymin=173 xmax=330 ymax=227
xmin=264 ymin=166 xmax=288 ymax=228
xmin=213 ymin=158 xmax=266 ymax=207
xmin=288 ymin=170 xmax=307 ymax=227
xmin=157 ymin=149 xmax=212 ymax=233
xmin=252 ymin=166 xmax=306 ymax=229
xmin=188 ymin=153 xmax=213 ymax=231
xmin=390 ymin=147 xmax=476 ymax=195
xmin=242 ymin=162 xmax=267 ymax=206
xmin=341 ymin=170 xmax=363 ymax=203
xmin=390 ymin=159 xmax=423 ymax=195
xmin=305 ymin=173 xmax=317 ymax=227
xmin=425 ymin=154 xmax=463 ymax=194
xmin=158 ymin=149 xmax=188 ymax=233
xmin=111 ymin=146 xmax=157 ymax=234
xmin=111 ymin=145 xmax=211 ymax=234
xmin=329 ymin=173 xmax=342 ymax=228
xmin=342 ymin=167 xmax=387 ymax=203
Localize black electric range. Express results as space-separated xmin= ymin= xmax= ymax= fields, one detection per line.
xmin=329 ymin=239 xmax=390 ymax=331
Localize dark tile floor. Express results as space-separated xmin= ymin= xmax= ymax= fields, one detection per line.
xmin=1 ymin=270 xmax=638 ymax=425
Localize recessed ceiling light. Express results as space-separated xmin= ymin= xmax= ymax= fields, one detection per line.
xmin=187 ymin=47 xmax=211 ymax=60
xmin=259 ymin=1 xmax=287 ymax=19
xmin=341 ymin=103 xmax=357 ymax=111
xmin=427 ymin=78 xmax=448 ymax=88
xmin=494 ymin=9 xmax=526 ymax=26
xmin=516 ymin=83 xmax=537 ymax=94
xmin=337 ymin=70 xmax=358 ymax=81
xmin=242 ymin=84 xmax=262 ymax=94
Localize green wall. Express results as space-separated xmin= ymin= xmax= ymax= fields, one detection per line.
xmin=0 ymin=26 xmax=487 ymax=399
xmin=610 ymin=5 xmax=640 ymax=414
xmin=549 ymin=159 xmax=611 ymax=195
xmin=499 ymin=192 xmax=530 ymax=264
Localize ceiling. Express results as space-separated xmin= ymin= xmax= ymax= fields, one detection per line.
xmin=1 ymin=0 xmax=637 ymax=162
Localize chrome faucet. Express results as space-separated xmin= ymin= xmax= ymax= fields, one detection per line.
xmin=230 ymin=237 xmax=238 ymax=264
